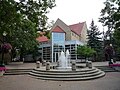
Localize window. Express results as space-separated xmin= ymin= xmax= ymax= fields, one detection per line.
xmin=52 ymin=32 xmax=65 ymax=45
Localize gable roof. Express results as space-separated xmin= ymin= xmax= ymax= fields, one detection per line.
xmin=51 ymin=26 xmax=65 ymax=33
xmin=50 ymin=18 xmax=86 ymax=37
xmin=69 ymin=22 xmax=85 ymax=36
xmin=36 ymin=35 xmax=48 ymax=42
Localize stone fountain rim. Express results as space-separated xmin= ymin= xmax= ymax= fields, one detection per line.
xmin=34 ymin=67 xmax=97 ymax=72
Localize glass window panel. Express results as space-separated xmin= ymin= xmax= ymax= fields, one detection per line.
xmin=52 ymin=33 xmax=65 ymax=43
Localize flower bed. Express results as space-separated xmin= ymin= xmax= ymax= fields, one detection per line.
xmin=0 ymin=67 xmax=7 ymax=71
xmin=109 ymin=63 xmax=120 ymax=67
xmin=0 ymin=65 xmax=7 ymax=76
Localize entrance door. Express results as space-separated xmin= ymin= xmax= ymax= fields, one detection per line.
xmin=55 ymin=52 xmax=59 ymax=62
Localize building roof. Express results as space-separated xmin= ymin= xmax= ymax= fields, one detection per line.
xmin=51 ymin=26 xmax=65 ymax=33
xmin=69 ymin=22 xmax=85 ymax=36
xmin=51 ymin=18 xmax=85 ymax=36
xmin=36 ymin=35 xmax=49 ymax=42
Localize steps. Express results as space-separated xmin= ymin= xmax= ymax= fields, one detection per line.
xmin=95 ymin=66 xmax=117 ymax=72
xmin=4 ymin=69 xmax=33 ymax=75
xmin=29 ymin=67 xmax=105 ymax=81
xmin=4 ymin=67 xmax=105 ymax=81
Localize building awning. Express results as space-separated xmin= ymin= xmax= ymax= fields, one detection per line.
xmin=36 ymin=35 xmax=49 ymax=42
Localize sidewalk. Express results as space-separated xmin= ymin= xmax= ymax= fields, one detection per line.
xmin=6 ymin=62 xmax=36 ymax=69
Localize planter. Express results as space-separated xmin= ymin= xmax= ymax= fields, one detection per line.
xmin=109 ymin=63 xmax=120 ymax=67
xmin=0 ymin=71 xmax=5 ymax=76
xmin=0 ymin=67 xmax=6 ymax=76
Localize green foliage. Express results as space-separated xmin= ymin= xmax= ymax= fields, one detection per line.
xmin=99 ymin=0 xmax=120 ymax=58
xmin=87 ymin=20 xmax=102 ymax=53
xmin=113 ymin=29 xmax=120 ymax=54
xmin=0 ymin=0 xmax=56 ymax=53
xmin=0 ymin=0 xmax=21 ymax=36
xmin=18 ymin=0 xmax=56 ymax=31
xmin=11 ymin=19 xmax=38 ymax=52
xmin=77 ymin=45 xmax=96 ymax=58
xmin=46 ymin=20 xmax=55 ymax=30
xmin=44 ymin=30 xmax=51 ymax=39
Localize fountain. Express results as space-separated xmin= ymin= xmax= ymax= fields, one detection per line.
xmin=30 ymin=50 xmax=105 ymax=81
xmin=66 ymin=50 xmax=71 ymax=67
xmin=57 ymin=50 xmax=71 ymax=70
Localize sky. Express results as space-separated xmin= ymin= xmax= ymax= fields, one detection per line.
xmin=47 ymin=0 xmax=106 ymax=31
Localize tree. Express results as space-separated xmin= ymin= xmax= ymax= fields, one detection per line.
xmin=0 ymin=0 xmax=21 ymax=63
xmin=17 ymin=0 xmax=56 ymax=31
xmin=0 ymin=0 xmax=20 ymax=37
xmin=114 ymin=29 xmax=120 ymax=59
xmin=44 ymin=30 xmax=51 ymax=39
xmin=11 ymin=19 xmax=38 ymax=50
xmin=99 ymin=0 xmax=116 ymax=44
xmin=46 ymin=20 xmax=55 ymax=30
xmin=87 ymin=20 xmax=102 ymax=61
xmin=0 ymin=0 xmax=56 ymax=62
xmin=99 ymin=0 xmax=120 ymax=60
xmin=77 ymin=45 xmax=95 ymax=61
xmin=0 ymin=0 xmax=56 ymax=43
xmin=44 ymin=20 xmax=55 ymax=39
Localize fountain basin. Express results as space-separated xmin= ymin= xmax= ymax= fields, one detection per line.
xmin=56 ymin=66 xmax=72 ymax=70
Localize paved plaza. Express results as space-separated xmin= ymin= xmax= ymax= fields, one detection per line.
xmin=0 ymin=61 xmax=120 ymax=90
xmin=0 ymin=72 xmax=120 ymax=90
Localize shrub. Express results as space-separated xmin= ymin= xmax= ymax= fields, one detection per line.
xmin=77 ymin=45 xmax=96 ymax=60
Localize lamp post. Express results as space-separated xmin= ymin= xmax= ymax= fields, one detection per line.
xmin=1 ymin=31 xmax=7 ymax=65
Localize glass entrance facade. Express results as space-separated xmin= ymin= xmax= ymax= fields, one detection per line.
xmin=52 ymin=32 xmax=65 ymax=62
xmin=39 ymin=38 xmax=84 ymax=62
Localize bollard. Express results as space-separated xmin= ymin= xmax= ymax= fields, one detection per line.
xmin=42 ymin=60 xmax=46 ymax=66
xmin=46 ymin=62 xmax=50 ymax=70
xmin=88 ymin=61 xmax=92 ymax=68
xmin=36 ymin=61 xmax=40 ymax=68
xmin=86 ymin=60 xmax=89 ymax=67
xmin=72 ymin=61 xmax=76 ymax=71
